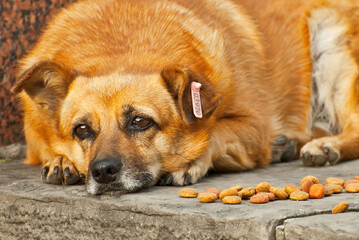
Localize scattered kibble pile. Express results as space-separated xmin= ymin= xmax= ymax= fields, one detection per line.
xmin=178 ymin=175 xmax=359 ymax=214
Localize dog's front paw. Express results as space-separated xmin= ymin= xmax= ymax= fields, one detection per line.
xmin=158 ymin=172 xmax=192 ymax=186
xmin=157 ymin=161 xmax=209 ymax=186
xmin=271 ymin=135 xmax=297 ymax=163
xmin=300 ymin=138 xmax=340 ymax=166
xmin=41 ymin=156 xmax=84 ymax=185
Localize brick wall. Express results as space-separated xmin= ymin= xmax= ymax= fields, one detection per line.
xmin=0 ymin=0 xmax=77 ymax=146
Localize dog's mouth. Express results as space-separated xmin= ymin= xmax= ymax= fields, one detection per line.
xmin=86 ymin=169 xmax=157 ymax=195
xmin=86 ymin=158 xmax=158 ymax=195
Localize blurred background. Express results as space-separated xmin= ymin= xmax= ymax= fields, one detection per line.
xmin=0 ymin=0 xmax=77 ymax=146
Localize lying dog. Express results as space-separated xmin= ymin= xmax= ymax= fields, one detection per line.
xmin=12 ymin=0 xmax=359 ymax=195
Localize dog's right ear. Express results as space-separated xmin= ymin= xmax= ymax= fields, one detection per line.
xmin=161 ymin=65 xmax=222 ymax=124
xmin=12 ymin=61 xmax=77 ymax=115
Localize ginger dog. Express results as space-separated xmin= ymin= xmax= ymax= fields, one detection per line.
xmin=12 ymin=0 xmax=359 ymax=195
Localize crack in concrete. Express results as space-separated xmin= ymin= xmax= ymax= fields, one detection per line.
xmin=97 ymin=206 xmax=176 ymax=218
xmin=274 ymin=209 xmax=359 ymax=240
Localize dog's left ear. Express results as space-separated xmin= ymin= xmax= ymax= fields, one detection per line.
xmin=12 ymin=61 xmax=77 ymax=115
xmin=161 ymin=65 xmax=222 ymax=124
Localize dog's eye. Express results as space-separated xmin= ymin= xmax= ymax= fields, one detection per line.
xmin=130 ymin=116 xmax=153 ymax=130
xmin=74 ymin=124 xmax=93 ymax=140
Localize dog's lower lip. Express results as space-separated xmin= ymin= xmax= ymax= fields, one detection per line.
xmin=87 ymin=177 xmax=156 ymax=195
xmin=87 ymin=184 xmax=107 ymax=195
xmin=87 ymin=177 xmax=108 ymax=195
xmin=86 ymin=178 xmax=131 ymax=195
xmin=89 ymin=186 xmax=130 ymax=195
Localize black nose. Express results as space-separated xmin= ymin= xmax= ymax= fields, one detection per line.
xmin=90 ymin=158 xmax=122 ymax=184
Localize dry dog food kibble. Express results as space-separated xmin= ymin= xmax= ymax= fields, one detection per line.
xmin=325 ymin=184 xmax=343 ymax=193
xmin=300 ymin=175 xmax=319 ymax=185
xmin=326 ymin=177 xmax=344 ymax=186
xmin=240 ymin=187 xmax=256 ymax=199
xmin=285 ymin=185 xmax=300 ymax=195
xmin=185 ymin=174 xmax=355 ymax=205
xmin=290 ymin=191 xmax=309 ymax=201
xmin=324 ymin=185 xmax=333 ymax=196
xmin=345 ymin=183 xmax=359 ymax=193
xmin=229 ymin=185 xmax=243 ymax=191
xmin=266 ymin=192 xmax=276 ymax=201
xmin=344 ymin=179 xmax=359 ymax=188
xmin=178 ymin=188 xmax=198 ymax=198
xmin=270 ymin=187 xmax=288 ymax=200
xmin=219 ymin=188 xmax=239 ymax=199
xmin=332 ymin=201 xmax=349 ymax=214
xmin=301 ymin=180 xmax=314 ymax=193
xmin=197 ymin=192 xmax=218 ymax=203
xmin=222 ymin=195 xmax=242 ymax=204
xmin=257 ymin=192 xmax=275 ymax=201
xmin=201 ymin=188 xmax=222 ymax=197
xmin=255 ymin=182 xmax=271 ymax=193
xmin=309 ymin=184 xmax=325 ymax=199
xmin=250 ymin=194 xmax=269 ymax=204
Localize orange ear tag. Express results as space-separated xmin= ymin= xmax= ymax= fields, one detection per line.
xmin=191 ymin=82 xmax=203 ymax=118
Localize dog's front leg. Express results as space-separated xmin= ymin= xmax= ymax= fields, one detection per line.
xmin=159 ymin=114 xmax=273 ymax=186
xmin=158 ymin=148 xmax=214 ymax=186
xmin=209 ymin=116 xmax=273 ymax=173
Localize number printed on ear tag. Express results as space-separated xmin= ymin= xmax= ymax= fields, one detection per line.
xmin=191 ymin=81 xmax=203 ymax=118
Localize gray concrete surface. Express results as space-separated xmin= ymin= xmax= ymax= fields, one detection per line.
xmin=0 ymin=143 xmax=26 ymax=160
xmin=0 ymin=145 xmax=359 ymax=240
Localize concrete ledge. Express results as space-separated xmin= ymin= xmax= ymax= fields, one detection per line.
xmin=1 ymin=155 xmax=359 ymax=239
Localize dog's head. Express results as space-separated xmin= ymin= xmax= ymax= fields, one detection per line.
xmin=13 ymin=61 xmax=221 ymax=194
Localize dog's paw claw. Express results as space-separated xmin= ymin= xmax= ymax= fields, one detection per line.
xmin=312 ymin=155 xmax=327 ymax=166
xmin=47 ymin=166 xmax=63 ymax=185
xmin=321 ymin=146 xmax=339 ymax=164
xmin=64 ymin=167 xmax=70 ymax=178
xmin=322 ymin=146 xmax=330 ymax=154
xmin=157 ymin=173 xmax=194 ymax=186
xmin=328 ymin=150 xmax=340 ymax=165
xmin=53 ymin=166 xmax=59 ymax=175
xmin=184 ymin=173 xmax=192 ymax=185
xmin=41 ymin=166 xmax=49 ymax=178
xmin=157 ymin=174 xmax=174 ymax=186
xmin=165 ymin=174 xmax=174 ymax=185
xmin=303 ymin=152 xmax=310 ymax=160
xmin=63 ymin=169 xmax=81 ymax=185
xmin=300 ymin=152 xmax=312 ymax=166
xmin=281 ymin=139 xmax=296 ymax=162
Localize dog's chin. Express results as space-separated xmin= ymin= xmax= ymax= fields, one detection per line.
xmin=86 ymin=171 xmax=157 ymax=195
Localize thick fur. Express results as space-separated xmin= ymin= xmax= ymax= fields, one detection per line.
xmin=12 ymin=0 xmax=359 ymax=194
